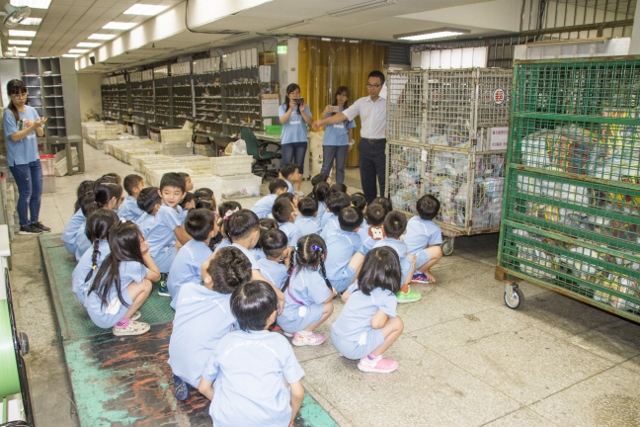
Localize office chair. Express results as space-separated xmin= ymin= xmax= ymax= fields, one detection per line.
xmin=241 ymin=128 xmax=282 ymax=182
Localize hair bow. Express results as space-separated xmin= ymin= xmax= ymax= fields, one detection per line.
xmin=311 ymin=245 xmax=322 ymax=252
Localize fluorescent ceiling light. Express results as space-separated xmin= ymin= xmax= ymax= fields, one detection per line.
xmin=123 ymin=4 xmax=168 ymax=16
xmin=16 ymin=53 xmax=27 ymax=57
xmin=88 ymin=33 xmax=116 ymax=40
xmin=69 ymin=48 xmax=89 ymax=54
xmin=268 ymin=19 xmax=311 ymax=33
xmin=8 ymin=29 xmax=36 ymax=37
xmin=103 ymin=21 xmax=137 ymax=30
xmin=328 ymin=0 xmax=395 ymax=17
xmin=394 ymin=28 xmax=470 ymax=41
xmin=10 ymin=0 xmax=51 ymax=9
xmin=8 ymin=39 xmax=32 ymax=45
xmin=77 ymin=42 xmax=100 ymax=48
xmin=15 ymin=47 xmax=28 ymax=51
xmin=63 ymin=54 xmax=80 ymax=58
xmin=18 ymin=17 xmax=41 ymax=25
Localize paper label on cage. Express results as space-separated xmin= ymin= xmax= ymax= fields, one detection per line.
xmin=421 ymin=150 xmax=428 ymax=162
xmin=489 ymin=127 xmax=509 ymax=150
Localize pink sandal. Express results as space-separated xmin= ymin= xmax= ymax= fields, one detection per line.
xmin=357 ymin=355 xmax=398 ymax=373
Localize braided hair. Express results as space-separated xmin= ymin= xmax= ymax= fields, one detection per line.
xmin=282 ymin=234 xmax=331 ymax=291
xmin=83 ymin=209 xmax=119 ymax=282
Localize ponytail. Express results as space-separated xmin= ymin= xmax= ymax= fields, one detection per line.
xmin=281 ymin=248 xmax=297 ymax=291
xmin=84 ymin=239 xmax=101 ymax=283
xmin=317 ymin=256 xmax=332 ymax=290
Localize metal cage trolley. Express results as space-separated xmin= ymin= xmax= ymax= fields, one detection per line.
xmin=386 ymin=68 xmax=512 ymax=255
xmin=495 ymin=56 xmax=640 ymax=323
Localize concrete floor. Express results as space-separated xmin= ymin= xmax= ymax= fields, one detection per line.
xmin=11 ymin=142 xmax=640 ymax=426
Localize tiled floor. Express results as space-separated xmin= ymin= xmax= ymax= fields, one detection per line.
xmin=11 ymin=142 xmax=640 ymax=426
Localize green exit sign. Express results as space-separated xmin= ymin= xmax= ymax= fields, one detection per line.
xmin=277 ymin=45 xmax=287 ymax=54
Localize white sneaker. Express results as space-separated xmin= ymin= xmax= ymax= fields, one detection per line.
xmin=292 ymin=332 xmax=325 ymax=346
xmin=113 ymin=320 xmax=150 ymax=336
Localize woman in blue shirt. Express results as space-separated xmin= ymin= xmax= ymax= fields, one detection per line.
xmin=2 ymin=80 xmax=49 ymax=235
xmin=320 ymin=86 xmax=356 ymax=184
xmin=279 ymin=83 xmax=313 ymax=192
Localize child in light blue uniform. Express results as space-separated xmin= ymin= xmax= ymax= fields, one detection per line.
xmin=358 ymin=202 xmax=388 ymax=254
xmin=295 ymin=197 xmax=320 ymax=236
xmin=256 ymin=229 xmax=290 ymax=290
xmin=63 ymin=181 xmax=95 ymax=254
xmin=145 ymin=173 xmax=191 ymax=296
xmin=198 ymin=280 xmax=304 ymax=427
xmin=374 ymin=211 xmax=420 ymax=304
xmin=166 ymin=208 xmax=215 ymax=308
xmin=212 ymin=201 xmax=241 ymax=253
xmin=251 ymin=178 xmax=288 ymax=219
xmin=169 ymin=246 xmax=251 ymax=401
xmin=312 ymin=181 xmax=329 ymax=224
xmin=84 ymin=221 xmax=159 ymax=336
xmin=320 ymin=191 xmax=351 ymax=237
xmin=320 ymin=86 xmax=356 ymax=184
xmin=272 ymin=197 xmax=301 ymax=249
xmin=331 ymin=247 xmax=404 ymax=373
xmin=277 ymin=234 xmax=335 ymax=346
xmin=403 ymin=195 xmax=444 ymax=284
xmin=72 ymin=210 xmax=118 ymax=304
xmin=133 ymin=187 xmax=161 ymax=238
xmin=323 ymin=207 xmax=366 ymax=293
xmin=117 ymin=174 xmax=145 ymax=221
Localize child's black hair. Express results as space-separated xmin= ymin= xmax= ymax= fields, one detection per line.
xmin=226 ymin=209 xmax=260 ymax=242
xmin=350 ymin=192 xmax=367 ymax=212
xmin=194 ymin=187 xmax=213 ymax=199
xmin=358 ymin=247 xmax=401 ymax=295
xmin=365 ymin=202 xmax=388 ymax=227
xmin=372 ymin=196 xmax=392 ymax=213
xmin=383 ymin=211 xmax=408 ymax=239
xmin=94 ymin=181 xmax=123 ymax=209
xmin=260 ymin=218 xmax=279 ymax=231
xmin=137 ymin=187 xmax=161 ymax=214
xmin=260 ymin=229 xmax=288 ymax=259
xmin=269 ymin=178 xmax=288 ymax=194
xmin=328 ymin=183 xmax=348 ymax=195
xmin=75 ymin=180 xmax=96 ymax=212
xmin=88 ymin=221 xmax=144 ymax=309
xmin=231 ymin=280 xmax=278 ymax=331
xmin=312 ymin=181 xmax=330 ymax=202
xmin=195 ymin=199 xmax=214 ymax=211
xmin=80 ymin=192 xmax=97 ymax=218
xmin=338 ymin=207 xmax=363 ymax=232
xmin=326 ymin=191 xmax=351 ymax=215
xmin=123 ymin=174 xmax=143 ymax=196
xmin=160 ymin=172 xmax=186 ymax=192
xmin=185 ymin=208 xmax=214 ymax=241
xmin=283 ymin=234 xmax=331 ymax=290
xmin=208 ymin=246 xmax=252 ymax=294
xmin=180 ymin=192 xmax=196 ymax=210
xmin=298 ymin=197 xmax=318 ymax=217
xmin=311 ymin=173 xmax=329 ymax=187
xmin=280 ymin=162 xmax=298 ymax=180
xmin=416 ymin=194 xmax=441 ymax=220
xmin=272 ymin=198 xmax=295 ymax=223
xmin=101 ymin=172 xmax=121 ymax=186
xmin=178 ymin=171 xmax=190 ymax=179
xmin=83 ymin=209 xmax=119 ymax=283
xmin=217 ymin=201 xmax=242 ymax=237
xmin=275 ymin=192 xmax=295 ymax=204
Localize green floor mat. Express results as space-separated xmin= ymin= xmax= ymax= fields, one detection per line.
xmin=39 ymin=234 xmax=176 ymax=340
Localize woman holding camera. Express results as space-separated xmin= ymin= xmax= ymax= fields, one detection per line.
xmin=279 ymin=83 xmax=313 ymax=192
xmin=320 ymin=86 xmax=355 ymax=184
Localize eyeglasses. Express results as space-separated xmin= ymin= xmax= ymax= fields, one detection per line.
xmin=10 ymin=92 xmax=27 ymax=98
xmin=366 ymin=84 xmax=382 ymax=88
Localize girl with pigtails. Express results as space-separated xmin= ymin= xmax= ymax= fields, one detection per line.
xmin=85 ymin=220 xmax=160 ymax=336
xmin=71 ymin=209 xmax=119 ymax=304
xmin=277 ymin=234 xmax=336 ymax=347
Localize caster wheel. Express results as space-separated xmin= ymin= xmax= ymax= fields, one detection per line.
xmin=442 ymin=237 xmax=454 ymax=256
xmin=504 ymin=283 xmax=524 ymax=309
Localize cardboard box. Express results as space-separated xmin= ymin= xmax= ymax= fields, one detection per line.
xmin=259 ymin=51 xmax=276 ymax=65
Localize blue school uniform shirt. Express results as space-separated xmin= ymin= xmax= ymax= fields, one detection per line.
xmin=373 ymin=237 xmax=413 ymax=283
xmin=72 ymin=239 xmax=110 ymax=305
xmin=277 ymin=268 xmax=332 ymax=332
xmin=279 ymin=104 xmax=311 ymax=144
xmin=278 ymin=222 xmax=302 ymax=247
xmin=324 ymin=229 xmax=363 ymax=281
xmin=3 ymin=106 xmax=40 ymax=166
xmin=331 ymin=286 xmax=397 ymax=342
xmin=319 ymin=212 xmax=339 ymax=237
xmin=84 ymin=260 xmax=148 ymax=329
xmin=62 ymin=209 xmax=84 ymax=254
xmin=403 ymin=216 xmax=443 ymax=255
xmin=256 ymin=258 xmax=289 ymax=290
xmin=251 ymin=194 xmax=278 ymax=219
xmin=135 ymin=212 xmax=155 ymax=238
xmin=316 ymin=201 xmax=327 ymax=223
xmin=322 ymin=110 xmax=356 ymax=146
xmin=166 ymin=239 xmax=212 ymax=308
xmin=231 ymin=243 xmax=260 ymax=271
xmin=294 ymin=215 xmax=320 ymax=237
xmin=146 ymin=204 xmax=182 ymax=272
xmin=285 ymin=179 xmax=294 ymax=194
xmin=213 ymin=238 xmax=232 ymax=253
xmin=168 ymin=284 xmax=236 ymax=389
xmin=202 ymin=330 xmax=304 ymax=427
xmin=252 ymin=248 xmax=266 ymax=261
xmin=74 ymin=221 xmax=91 ymax=261
xmin=118 ymin=195 xmax=144 ymax=222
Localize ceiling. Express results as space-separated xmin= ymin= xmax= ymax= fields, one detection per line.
xmin=2 ymin=0 xmax=531 ymax=73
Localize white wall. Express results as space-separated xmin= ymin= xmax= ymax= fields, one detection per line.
xmin=631 ymin=2 xmax=640 ymax=54
xmin=77 ymin=73 xmax=103 ymax=121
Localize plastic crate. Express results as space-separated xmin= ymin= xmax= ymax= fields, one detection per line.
xmin=160 ymin=129 xmax=193 ymax=144
xmin=220 ymin=174 xmax=262 ymax=198
xmin=39 ymin=154 xmax=55 ymax=176
xmin=264 ymin=125 xmax=282 ymax=135
xmin=211 ymin=155 xmax=253 ymax=176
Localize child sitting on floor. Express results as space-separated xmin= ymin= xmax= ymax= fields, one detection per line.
xmin=323 ymin=207 xmax=365 ymax=293
xmin=403 ymin=195 xmax=444 ymax=284
xmin=134 ymin=187 xmax=161 ymax=238
xmin=320 ymin=191 xmax=351 ymax=235
xmin=62 ymin=180 xmax=95 ymax=255
xmin=251 ymin=178 xmax=288 ymax=219
xmin=272 ymin=197 xmax=302 ymax=249
xmin=295 ymin=197 xmax=320 ymax=236
xmin=213 ymin=201 xmax=241 ymax=253
xmin=256 ymin=229 xmax=291 ymax=290
xmin=359 ymin=202 xmax=389 ymax=254
xmin=118 ymin=174 xmax=145 ymax=221
xmin=280 ymin=162 xmax=303 ymax=195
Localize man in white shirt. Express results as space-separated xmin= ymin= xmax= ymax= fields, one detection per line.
xmin=313 ymin=70 xmax=387 ymax=204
